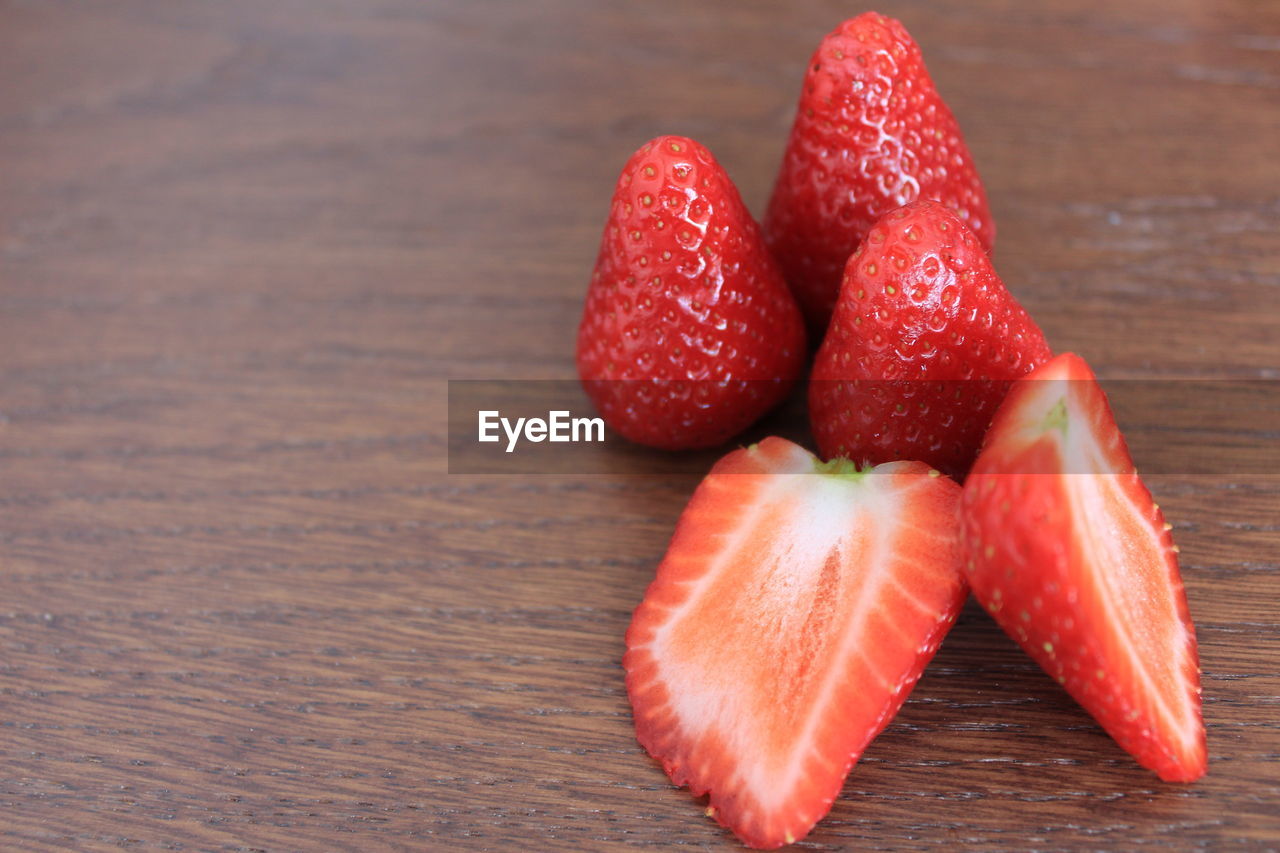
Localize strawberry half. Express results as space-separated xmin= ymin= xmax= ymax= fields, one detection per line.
xmin=624 ymin=437 xmax=966 ymax=847
xmin=809 ymin=200 xmax=1051 ymax=478
xmin=765 ymin=12 xmax=994 ymax=330
xmin=577 ymin=136 xmax=806 ymax=450
xmin=961 ymin=353 xmax=1207 ymax=782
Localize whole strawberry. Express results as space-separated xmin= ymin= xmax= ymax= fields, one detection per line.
xmin=809 ymin=200 xmax=1049 ymax=478
xmin=577 ymin=136 xmax=806 ymax=450
xmin=765 ymin=12 xmax=993 ymax=330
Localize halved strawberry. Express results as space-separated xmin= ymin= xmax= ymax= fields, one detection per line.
xmin=961 ymin=353 xmax=1206 ymax=782
xmin=624 ymin=437 xmax=966 ymax=847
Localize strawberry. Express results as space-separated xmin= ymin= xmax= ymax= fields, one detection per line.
xmin=809 ymin=200 xmax=1050 ymax=478
xmin=577 ymin=136 xmax=806 ymax=450
xmin=624 ymin=436 xmax=966 ymax=847
xmin=765 ymin=12 xmax=994 ymax=330
xmin=961 ymin=353 xmax=1206 ymax=782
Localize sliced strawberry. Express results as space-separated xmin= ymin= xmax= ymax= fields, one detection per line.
xmin=624 ymin=437 xmax=966 ymax=847
xmin=961 ymin=353 xmax=1206 ymax=782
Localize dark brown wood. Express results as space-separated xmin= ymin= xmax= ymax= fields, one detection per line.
xmin=2 ymin=0 xmax=1278 ymax=849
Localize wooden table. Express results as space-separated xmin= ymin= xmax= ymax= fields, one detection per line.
xmin=2 ymin=1 xmax=1277 ymax=849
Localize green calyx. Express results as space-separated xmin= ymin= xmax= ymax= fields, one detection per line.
xmin=1043 ymin=398 xmax=1069 ymax=435
xmin=815 ymin=456 xmax=868 ymax=480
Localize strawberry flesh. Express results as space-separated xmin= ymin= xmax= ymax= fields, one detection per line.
xmin=625 ymin=437 xmax=966 ymax=847
xmin=961 ymin=353 xmax=1207 ymax=782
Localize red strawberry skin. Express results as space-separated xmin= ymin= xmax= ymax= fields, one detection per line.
xmin=625 ymin=437 xmax=966 ymax=847
xmin=577 ymin=136 xmax=806 ymax=450
xmin=961 ymin=353 xmax=1206 ymax=782
xmin=809 ymin=200 xmax=1050 ymax=478
xmin=765 ymin=12 xmax=994 ymax=329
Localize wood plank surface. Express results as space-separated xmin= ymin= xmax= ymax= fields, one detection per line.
xmin=1 ymin=0 xmax=1278 ymax=849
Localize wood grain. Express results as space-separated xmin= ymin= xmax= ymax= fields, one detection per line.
xmin=1 ymin=0 xmax=1278 ymax=849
